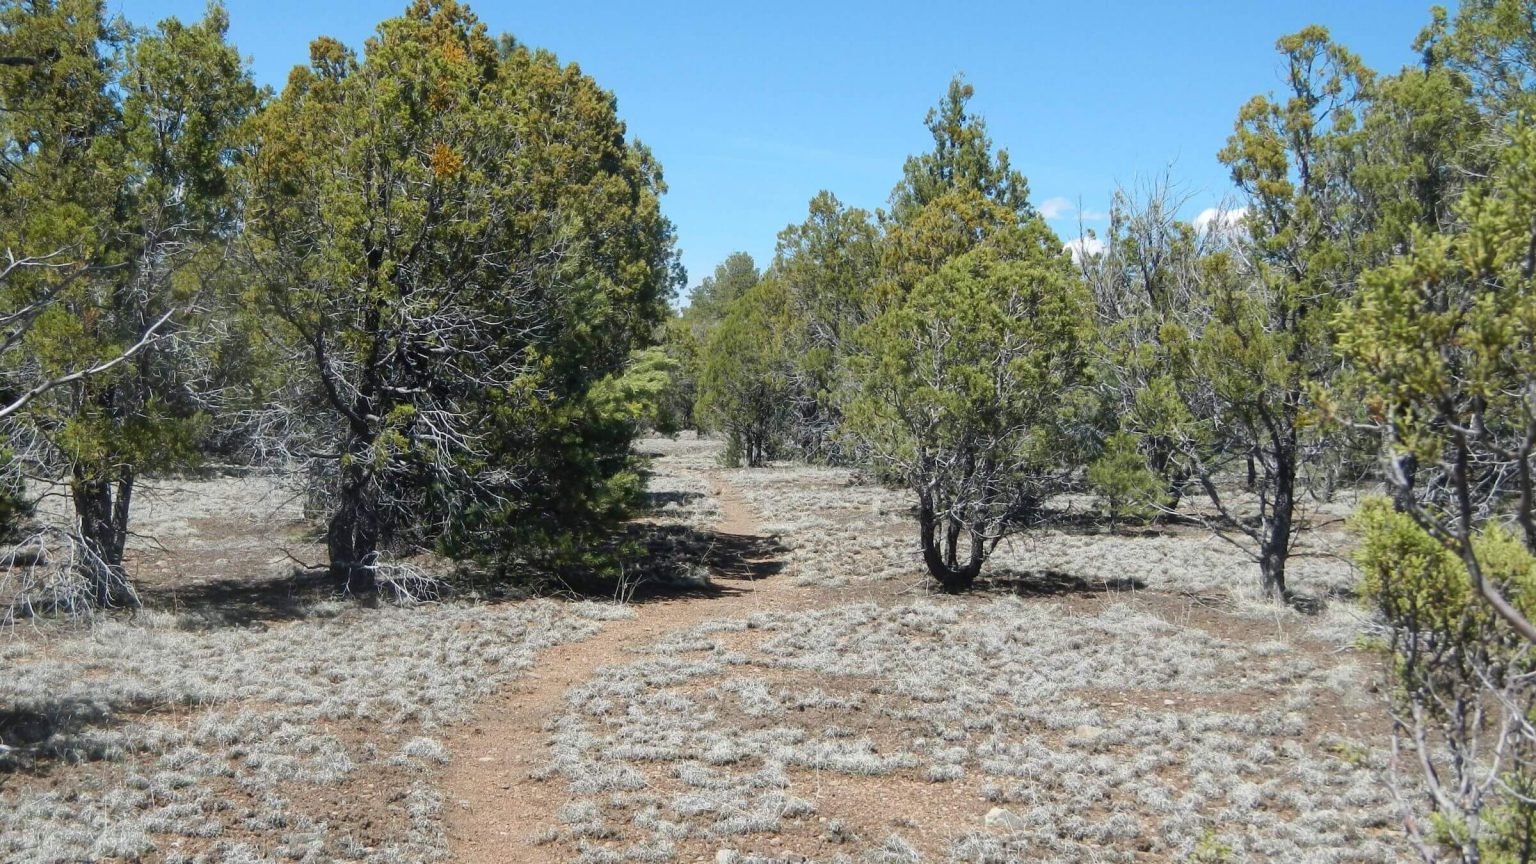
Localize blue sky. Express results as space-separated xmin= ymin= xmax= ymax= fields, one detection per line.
xmin=114 ymin=1 xmax=1440 ymax=299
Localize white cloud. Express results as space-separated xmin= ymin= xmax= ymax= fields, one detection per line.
xmin=1193 ymin=206 xmax=1249 ymax=236
xmin=1063 ymin=235 xmax=1105 ymax=263
xmin=1039 ymin=197 xmax=1074 ymax=220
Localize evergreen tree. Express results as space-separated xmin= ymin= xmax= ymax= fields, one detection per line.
xmin=849 ymin=225 xmax=1087 ymax=591
xmin=244 ymin=0 xmax=679 ymax=592
xmin=772 ymin=191 xmax=879 ymax=461
xmin=0 ymin=0 xmax=259 ymax=605
xmin=696 ymin=278 xmax=794 ymax=467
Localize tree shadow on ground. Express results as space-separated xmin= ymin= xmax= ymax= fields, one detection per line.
xmin=132 ymin=567 xmax=339 ymax=630
xmin=132 ymin=565 xmax=339 ymax=624
xmin=591 ymin=522 xmax=787 ymax=605
xmin=644 ymin=489 xmax=706 ymax=510
xmin=122 ymin=505 xmax=788 ymax=623
xmin=1027 ymin=507 xmax=1204 ymax=538
xmin=980 ymin=568 xmax=1147 ymax=597
xmin=0 ymin=695 xmax=171 ymax=775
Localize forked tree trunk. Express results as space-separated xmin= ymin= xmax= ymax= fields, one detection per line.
xmin=71 ymin=470 xmax=137 ymax=607
xmin=919 ymin=492 xmax=984 ymax=592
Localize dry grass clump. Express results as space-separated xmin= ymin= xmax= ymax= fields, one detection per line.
xmin=717 ymin=451 xmax=1360 ymax=604
xmin=985 ymin=526 xmax=1359 ymax=602
xmin=534 ymin=594 xmax=1405 ymax=862
xmin=718 ymin=464 xmax=915 ymax=588
xmin=0 ymin=600 xmax=604 ymax=863
xmin=639 ymin=434 xmax=724 ymax=533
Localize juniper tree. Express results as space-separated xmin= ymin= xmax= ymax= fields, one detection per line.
xmin=684 ymin=252 xmax=760 ymax=343
xmin=696 ymin=278 xmax=794 ymax=468
xmin=877 ymin=78 xmax=1034 ymax=314
xmin=849 ymin=224 xmax=1087 ymax=591
xmin=0 ymin=1 xmax=258 ymax=605
xmin=1077 ymin=178 xmax=1213 ymax=513
xmin=244 ymin=1 xmax=678 ymax=592
xmin=772 ymin=191 xmax=879 ymax=461
xmin=1343 ymin=118 xmax=1536 ymax=864
xmin=841 ymin=78 xmax=1086 ymax=591
xmin=678 ymin=252 xmax=758 ymax=435
xmin=1075 ymin=29 xmax=1378 ymax=602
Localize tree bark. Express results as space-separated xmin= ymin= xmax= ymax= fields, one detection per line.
xmin=1393 ymin=452 xmax=1418 ymax=515
xmin=1260 ymin=439 xmax=1296 ymax=602
xmin=71 ymin=470 xmax=137 ymax=607
xmin=1148 ymin=437 xmax=1186 ymax=510
xmin=919 ymin=492 xmax=983 ymax=592
xmin=327 ymin=460 xmax=380 ymax=594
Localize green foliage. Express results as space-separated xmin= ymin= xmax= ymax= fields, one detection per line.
xmin=887 ymin=75 xmax=1032 ymax=226
xmin=772 ymin=191 xmax=880 ymax=461
xmin=1079 ymin=180 xmax=1209 ymax=507
xmin=679 ymin=251 xmax=761 ymax=437
xmin=1353 ymin=498 xmax=1531 ymax=634
xmin=0 ymin=0 xmax=260 ymax=603
xmin=684 ymin=252 xmax=760 ymax=341
xmin=244 ymin=0 xmax=678 ymax=589
xmin=1088 ymin=26 xmax=1378 ymax=601
xmin=590 ymin=347 xmax=679 ymax=438
xmin=1341 ymin=120 xmax=1536 ymax=480
xmin=1186 ymin=830 xmax=1236 ymax=864
xmin=1354 ymin=498 xmax=1536 ymax=861
xmin=696 ymin=278 xmax=794 ymax=467
xmin=1327 ymin=8 xmax=1536 ymax=861
xmin=848 ymin=222 xmax=1087 ymax=589
xmin=1087 ymin=432 xmax=1163 ymax=528
xmin=878 ymin=78 xmax=1035 ymax=315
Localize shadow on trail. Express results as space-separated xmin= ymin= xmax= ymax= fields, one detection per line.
xmin=603 ymin=522 xmax=788 ymax=606
xmin=122 ymin=516 xmax=790 ymax=625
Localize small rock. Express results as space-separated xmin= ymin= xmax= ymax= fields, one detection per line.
xmin=717 ymin=850 xmax=737 ymax=864
xmin=984 ymin=807 xmax=1027 ymax=831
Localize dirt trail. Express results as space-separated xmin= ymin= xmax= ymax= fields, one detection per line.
xmin=443 ymin=471 xmax=800 ymax=863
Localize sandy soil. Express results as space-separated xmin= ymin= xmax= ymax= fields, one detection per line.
xmin=0 ymin=437 xmax=1409 ymax=863
xmin=443 ymin=473 xmax=813 ymax=863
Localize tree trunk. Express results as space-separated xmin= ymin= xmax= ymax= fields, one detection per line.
xmin=1393 ymin=452 xmax=1418 ymax=515
xmin=327 ymin=461 xmax=380 ymax=594
xmin=71 ymin=470 xmax=137 ymax=607
xmin=1260 ymin=441 xmax=1296 ymax=602
xmin=919 ymin=492 xmax=983 ymax=592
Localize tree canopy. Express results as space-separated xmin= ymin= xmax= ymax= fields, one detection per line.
xmin=243 ymin=0 xmax=679 ymax=592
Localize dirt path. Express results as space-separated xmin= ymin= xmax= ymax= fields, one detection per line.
xmin=442 ymin=471 xmax=802 ymax=863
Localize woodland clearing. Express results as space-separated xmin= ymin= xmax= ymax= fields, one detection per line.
xmin=1 ymin=434 xmax=1406 ymax=863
